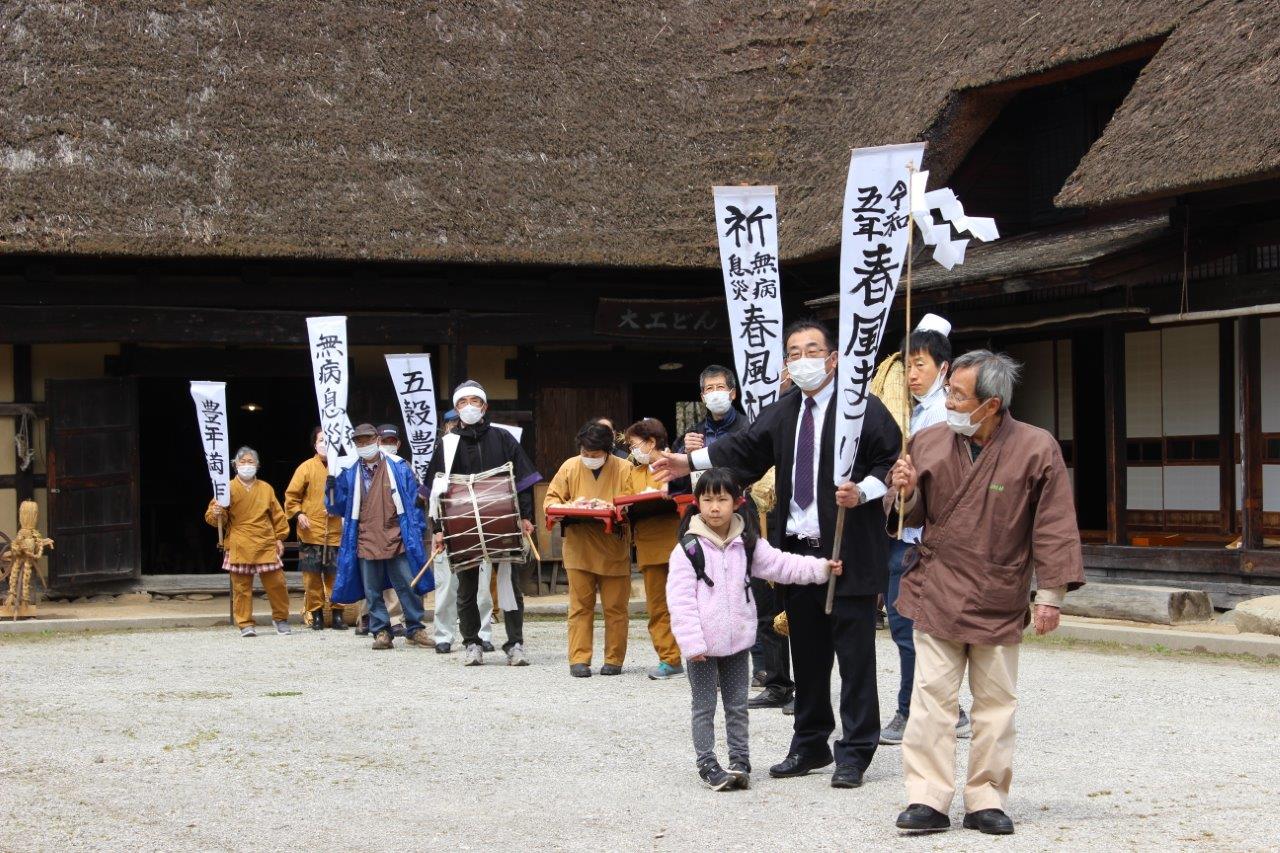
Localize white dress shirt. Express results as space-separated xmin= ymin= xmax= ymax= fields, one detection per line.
xmin=690 ymin=376 xmax=886 ymax=539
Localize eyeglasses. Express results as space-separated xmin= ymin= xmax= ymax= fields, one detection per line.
xmin=785 ymin=347 xmax=829 ymax=363
xmin=942 ymin=385 xmax=979 ymax=404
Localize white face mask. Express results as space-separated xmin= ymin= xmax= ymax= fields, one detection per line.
xmin=357 ymin=443 xmax=381 ymax=460
xmin=703 ymin=390 xmax=733 ymax=417
xmin=630 ymin=448 xmax=651 ymax=465
xmin=315 ymin=442 xmax=326 ymax=456
xmin=459 ymin=404 xmax=484 ymax=425
xmin=787 ymin=357 xmax=830 ymax=392
xmin=913 ymin=367 xmax=948 ymax=403
xmin=946 ymin=401 xmax=992 ymax=437
xmin=236 ymin=464 xmax=257 ymax=481
xmin=580 ymin=454 xmax=606 ymax=471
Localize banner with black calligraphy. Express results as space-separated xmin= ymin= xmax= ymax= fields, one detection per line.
xmin=306 ymin=315 xmax=356 ymax=476
xmin=713 ymin=186 xmax=784 ymax=422
xmin=189 ymin=380 xmax=231 ymax=507
xmin=384 ymin=353 xmax=437 ymax=484
xmin=834 ymin=143 xmax=925 ymax=484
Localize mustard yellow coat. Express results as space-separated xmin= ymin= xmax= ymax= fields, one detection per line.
xmin=626 ymin=463 xmax=680 ymax=568
xmin=284 ymin=454 xmax=343 ymax=546
xmin=205 ymin=478 xmax=288 ymax=564
xmin=544 ymin=454 xmax=632 ymax=576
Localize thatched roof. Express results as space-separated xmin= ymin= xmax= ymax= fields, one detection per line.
xmin=0 ymin=1 xmax=1269 ymax=268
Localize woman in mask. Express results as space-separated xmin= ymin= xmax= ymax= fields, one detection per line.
xmin=623 ymin=418 xmax=684 ymax=681
xmin=205 ymin=446 xmax=291 ymax=637
xmin=284 ymin=427 xmax=346 ymax=630
xmin=544 ymin=420 xmax=635 ymax=677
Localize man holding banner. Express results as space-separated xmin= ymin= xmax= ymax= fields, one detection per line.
xmin=653 ymin=319 xmax=900 ymax=788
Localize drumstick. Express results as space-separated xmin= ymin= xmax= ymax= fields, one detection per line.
xmin=412 ymin=546 xmax=443 ymax=588
xmin=524 ymin=533 xmax=542 ymax=563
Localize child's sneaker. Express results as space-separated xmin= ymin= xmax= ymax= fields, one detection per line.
xmin=698 ymin=759 xmax=735 ymax=791
xmin=727 ymin=761 xmax=752 ymax=789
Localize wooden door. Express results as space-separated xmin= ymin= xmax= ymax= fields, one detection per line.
xmin=45 ymin=378 xmax=141 ymax=587
xmin=534 ymin=385 xmax=628 ymax=476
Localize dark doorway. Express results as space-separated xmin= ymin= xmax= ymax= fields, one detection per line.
xmin=1071 ymin=330 xmax=1108 ymax=532
xmin=629 ymin=381 xmax=699 ymax=449
xmin=139 ymin=376 xmax=317 ymax=573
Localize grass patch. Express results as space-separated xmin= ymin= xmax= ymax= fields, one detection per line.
xmin=1024 ymin=631 xmax=1280 ymax=668
xmin=153 ymin=690 xmax=232 ymax=701
xmin=264 ymin=691 xmax=302 ymax=698
xmin=163 ymin=729 xmax=219 ymax=751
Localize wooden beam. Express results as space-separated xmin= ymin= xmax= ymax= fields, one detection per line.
xmin=1238 ymin=316 xmax=1264 ymax=549
xmin=1103 ymin=325 xmax=1127 ymax=545
xmin=1218 ymin=319 xmax=1237 ymax=534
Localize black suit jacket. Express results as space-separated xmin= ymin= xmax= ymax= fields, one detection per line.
xmin=705 ymin=384 xmax=901 ymax=596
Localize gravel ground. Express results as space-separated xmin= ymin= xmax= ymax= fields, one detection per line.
xmin=1 ymin=620 xmax=1278 ymax=852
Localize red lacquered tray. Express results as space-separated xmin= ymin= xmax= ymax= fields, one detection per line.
xmin=613 ymin=491 xmax=678 ymax=522
xmin=672 ymin=493 xmax=697 ymax=517
xmin=545 ymin=505 xmax=616 ymax=534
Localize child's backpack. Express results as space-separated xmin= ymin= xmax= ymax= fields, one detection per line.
xmin=677 ymin=502 xmax=759 ymax=600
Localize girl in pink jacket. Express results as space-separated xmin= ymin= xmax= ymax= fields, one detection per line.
xmin=666 ymin=468 xmax=841 ymax=790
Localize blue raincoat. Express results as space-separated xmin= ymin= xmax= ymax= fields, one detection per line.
xmin=326 ymin=454 xmax=435 ymax=605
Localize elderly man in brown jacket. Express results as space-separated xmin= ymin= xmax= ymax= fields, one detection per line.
xmin=887 ymin=350 xmax=1084 ymax=837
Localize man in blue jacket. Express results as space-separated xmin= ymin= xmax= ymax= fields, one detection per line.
xmin=327 ymin=422 xmax=435 ymax=650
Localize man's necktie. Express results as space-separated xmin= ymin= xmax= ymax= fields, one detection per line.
xmin=794 ymin=397 xmax=816 ymax=509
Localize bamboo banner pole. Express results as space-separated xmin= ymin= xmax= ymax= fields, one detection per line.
xmin=823 ymin=507 xmax=847 ymax=615
xmin=896 ymin=161 xmax=917 ymax=541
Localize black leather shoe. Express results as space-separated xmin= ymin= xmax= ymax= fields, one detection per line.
xmin=569 ymin=663 xmax=592 ymax=678
xmin=963 ymin=809 xmax=1014 ymax=835
xmin=830 ymin=764 xmax=864 ymax=789
xmin=768 ymin=751 xmax=833 ymax=778
xmin=330 ymin=611 xmax=347 ymax=631
xmin=896 ymin=804 xmax=950 ymax=833
xmin=309 ymin=608 xmax=325 ymax=630
xmin=600 ymin=663 xmax=623 ymax=676
xmin=782 ymin=698 xmax=795 ymax=715
xmin=748 ymin=686 xmax=793 ymax=709
xmin=481 ymin=641 xmax=496 ymax=653
xmin=435 ymin=642 xmax=452 ymax=654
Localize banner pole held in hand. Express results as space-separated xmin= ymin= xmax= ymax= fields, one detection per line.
xmin=896 ymin=162 xmax=918 ymax=542
xmin=824 ymin=505 xmax=847 ymax=615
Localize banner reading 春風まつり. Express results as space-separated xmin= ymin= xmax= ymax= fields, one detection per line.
xmin=384 ymin=353 xmax=437 ymax=484
xmin=713 ymin=186 xmax=784 ymax=422
xmin=306 ymin=316 xmax=355 ymax=475
xmin=833 ymin=143 xmax=925 ymax=484
xmin=189 ymin=380 xmax=231 ymax=506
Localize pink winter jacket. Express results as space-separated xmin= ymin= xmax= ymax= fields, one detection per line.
xmin=666 ymin=515 xmax=830 ymax=660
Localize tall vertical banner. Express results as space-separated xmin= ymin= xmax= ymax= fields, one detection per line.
xmin=384 ymin=353 xmax=437 ymax=484
xmin=834 ymin=143 xmax=925 ymax=483
xmin=306 ymin=315 xmax=355 ymax=476
xmin=713 ymin=185 xmax=784 ymax=422
xmin=189 ymin=381 xmax=230 ymax=507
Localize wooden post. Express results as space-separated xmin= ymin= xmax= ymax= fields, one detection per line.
xmin=448 ymin=308 xmax=468 ymax=389
xmin=1102 ymin=325 xmax=1127 ymax=546
xmin=1217 ymin=319 xmax=1237 ymax=535
xmin=1238 ymin=316 xmax=1263 ymax=550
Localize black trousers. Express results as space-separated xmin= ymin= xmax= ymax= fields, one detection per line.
xmin=458 ymin=562 xmax=525 ymax=651
xmin=751 ymin=577 xmax=792 ymax=693
xmin=782 ymin=537 xmax=880 ymax=771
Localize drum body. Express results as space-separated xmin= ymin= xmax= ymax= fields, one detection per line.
xmin=439 ymin=464 xmax=526 ymax=571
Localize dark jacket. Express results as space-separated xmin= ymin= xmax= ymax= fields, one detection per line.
xmin=703 ymin=385 xmax=900 ymax=597
xmin=670 ymin=406 xmax=750 ymax=494
xmin=420 ymin=420 xmax=541 ymax=529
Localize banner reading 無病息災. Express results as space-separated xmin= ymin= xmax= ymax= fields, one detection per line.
xmin=384 ymin=353 xmax=437 ymax=484
xmin=189 ymin=380 xmax=230 ymax=506
xmin=834 ymin=143 xmax=925 ymax=484
xmin=306 ymin=315 xmax=355 ymax=476
xmin=713 ymin=186 xmax=784 ymax=422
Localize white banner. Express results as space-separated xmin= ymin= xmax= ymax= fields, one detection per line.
xmin=834 ymin=143 xmax=925 ymax=484
xmin=306 ymin=316 xmax=355 ymax=476
xmin=189 ymin=381 xmax=231 ymax=507
xmin=384 ymin=353 xmax=437 ymax=484
xmin=713 ymin=185 xmax=785 ymax=422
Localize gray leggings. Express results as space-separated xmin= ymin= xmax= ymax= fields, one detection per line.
xmin=687 ymin=649 xmax=751 ymax=768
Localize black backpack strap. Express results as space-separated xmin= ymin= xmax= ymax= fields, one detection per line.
xmin=679 ymin=532 xmax=713 ymax=587
xmin=737 ymin=504 xmax=759 ymax=601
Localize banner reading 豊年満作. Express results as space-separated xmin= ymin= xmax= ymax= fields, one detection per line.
xmin=189 ymin=380 xmax=231 ymax=507
xmin=306 ymin=316 xmax=356 ymax=476
xmin=384 ymin=353 xmax=438 ymax=484
xmin=713 ymin=185 xmax=785 ymax=423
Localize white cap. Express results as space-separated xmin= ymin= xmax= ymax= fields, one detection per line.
xmin=452 ymin=381 xmax=487 ymax=406
xmin=916 ymin=313 xmax=951 ymax=338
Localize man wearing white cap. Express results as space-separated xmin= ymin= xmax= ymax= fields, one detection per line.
xmin=423 ymin=380 xmax=542 ymax=666
xmin=880 ymin=313 xmax=971 ymax=745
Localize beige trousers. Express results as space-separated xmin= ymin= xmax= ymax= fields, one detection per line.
xmin=902 ymin=630 xmax=1019 ymax=813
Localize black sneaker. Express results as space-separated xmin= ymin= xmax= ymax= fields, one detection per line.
xmin=481 ymin=641 xmax=496 ymax=653
xmin=698 ymin=760 xmax=735 ymax=792
xmin=435 ymin=642 xmax=452 ymax=655
xmin=727 ymin=761 xmax=752 ymax=790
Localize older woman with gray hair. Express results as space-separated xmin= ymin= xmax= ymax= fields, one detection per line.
xmin=887 ymin=349 xmax=1084 ymax=836
xmin=205 ymin=446 xmax=292 ymax=637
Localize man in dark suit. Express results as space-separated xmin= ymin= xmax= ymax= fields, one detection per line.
xmin=654 ymin=319 xmax=901 ymax=789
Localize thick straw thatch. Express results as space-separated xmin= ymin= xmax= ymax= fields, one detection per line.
xmin=0 ymin=1 xmax=1267 ymax=267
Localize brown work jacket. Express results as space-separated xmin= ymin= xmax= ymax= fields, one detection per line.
xmin=892 ymin=414 xmax=1085 ymax=646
